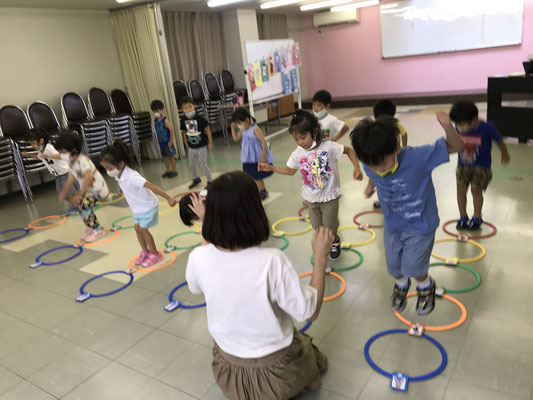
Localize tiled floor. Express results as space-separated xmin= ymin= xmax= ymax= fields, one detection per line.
xmin=1 ymin=103 xmax=533 ymax=399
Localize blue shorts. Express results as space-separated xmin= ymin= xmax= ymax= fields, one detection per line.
xmin=159 ymin=142 xmax=176 ymax=157
xmin=132 ymin=205 xmax=159 ymax=229
xmin=383 ymin=229 xmax=435 ymax=278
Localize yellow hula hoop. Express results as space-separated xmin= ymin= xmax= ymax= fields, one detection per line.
xmin=193 ymin=220 xmax=202 ymax=232
xmin=271 ymin=217 xmax=313 ymax=237
xmin=431 ymin=237 xmax=486 ymax=263
xmin=99 ymin=192 xmax=125 ymax=206
xmin=159 ymin=200 xmax=178 ymax=216
xmin=337 ymin=225 xmax=376 ymax=247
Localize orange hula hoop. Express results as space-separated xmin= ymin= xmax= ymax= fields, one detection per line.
xmin=298 ymin=270 xmax=346 ymax=302
xmin=77 ymin=228 xmax=119 ymax=247
xmin=28 ymin=215 xmax=66 ymax=230
xmin=128 ymin=249 xmax=177 ymax=273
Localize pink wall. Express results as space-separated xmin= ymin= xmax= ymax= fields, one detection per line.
xmin=302 ymin=0 xmax=533 ymax=99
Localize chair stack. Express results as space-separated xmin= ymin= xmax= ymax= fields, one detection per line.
xmin=204 ymin=72 xmax=228 ymax=141
xmin=27 ymin=101 xmax=69 ymax=141
xmin=188 ymin=79 xmax=208 ymax=119
xmin=0 ymin=136 xmax=32 ymax=201
xmin=173 ymin=80 xmax=189 ymax=121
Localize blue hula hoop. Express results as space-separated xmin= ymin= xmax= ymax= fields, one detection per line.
xmin=298 ymin=321 xmax=312 ymax=333
xmin=0 ymin=228 xmax=30 ymax=244
xmin=165 ymin=281 xmax=206 ymax=311
xmin=77 ymin=270 xmax=134 ymax=302
xmin=364 ymin=329 xmax=447 ymax=382
xmin=33 ymin=245 xmax=83 ymax=267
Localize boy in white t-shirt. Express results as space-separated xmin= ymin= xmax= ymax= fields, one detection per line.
xmin=312 ymin=90 xmax=349 ymax=142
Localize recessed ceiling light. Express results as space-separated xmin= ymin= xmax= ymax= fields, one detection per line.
xmin=207 ymin=0 xmax=251 ymax=7
xmin=260 ymin=0 xmax=302 ymax=9
xmin=331 ymin=0 xmax=379 ymax=12
xmin=300 ymin=0 xmax=353 ymax=11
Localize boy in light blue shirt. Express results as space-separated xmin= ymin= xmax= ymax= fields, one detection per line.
xmin=350 ymin=112 xmax=464 ymax=315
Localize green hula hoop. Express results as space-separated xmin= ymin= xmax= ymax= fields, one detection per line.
xmin=111 ymin=215 xmax=135 ymax=230
xmin=310 ymin=247 xmax=364 ymax=272
xmin=429 ymin=262 xmax=482 ymax=293
xmin=270 ymin=233 xmax=289 ymax=251
xmin=164 ymin=231 xmax=202 ymax=251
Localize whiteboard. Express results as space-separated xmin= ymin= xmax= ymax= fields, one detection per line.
xmin=380 ymin=0 xmax=524 ymax=58
xmin=245 ymin=39 xmax=297 ymax=103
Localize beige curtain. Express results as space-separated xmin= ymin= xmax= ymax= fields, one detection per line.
xmin=162 ymin=11 xmax=227 ymax=82
xmin=257 ymin=13 xmax=289 ymax=40
xmin=111 ymin=4 xmax=184 ymax=157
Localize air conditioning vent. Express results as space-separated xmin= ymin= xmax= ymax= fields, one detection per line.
xmin=313 ymin=9 xmax=359 ymax=28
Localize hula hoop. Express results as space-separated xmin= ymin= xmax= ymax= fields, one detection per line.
xmin=76 ymin=270 xmax=134 ymax=302
xmin=299 ymin=321 xmax=312 ymax=333
xmin=337 ymin=225 xmax=376 ymax=247
xmin=31 ymin=245 xmax=83 ymax=268
xmin=298 ymin=271 xmax=346 ymax=302
xmin=77 ymin=228 xmax=119 ymax=247
xmin=310 ymin=247 xmax=363 ymax=272
xmin=364 ymin=329 xmax=447 ymax=382
xmin=429 ymin=262 xmax=481 ymax=294
xmin=353 ymin=210 xmax=384 ymax=228
xmin=111 ymin=215 xmax=135 ymax=230
xmin=128 ymin=249 xmax=177 ymax=273
xmin=164 ymin=281 xmax=206 ymax=311
xmin=99 ymin=192 xmax=125 ymax=206
xmin=442 ymin=219 xmax=497 ymax=240
xmin=269 ymin=233 xmax=289 ymax=251
xmin=27 ymin=215 xmax=66 ymax=230
xmin=159 ymin=200 xmax=178 ymax=216
xmin=298 ymin=205 xmax=309 ymax=220
xmin=164 ymin=231 xmax=202 ymax=251
xmin=393 ymin=292 xmax=467 ymax=332
xmin=193 ymin=221 xmax=202 ymax=233
xmin=431 ymin=238 xmax=486 ymax=263
xmin=0 ymin=228 xmax=30 ymax=244
xmin=272 ymin=217 xmax=312 ymax=237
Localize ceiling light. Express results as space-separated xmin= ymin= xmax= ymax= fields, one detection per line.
xmin=207 ymin=0 xmax=250 ymax=7
xmin=331 ymin=0 xmax=379 ymax=12
xmin=300 ymin=0 xmax=353 ymax=11
xmin=380 ymin=2 xmax=398 ymax=9
xmin=116 ymin=0 xmax=134 ymax=3
xmin=260 ymin=0 xmax=302 ymax=9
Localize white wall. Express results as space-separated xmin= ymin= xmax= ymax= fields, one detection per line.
xmin=0 ymin=8 xmax=125 ymax=122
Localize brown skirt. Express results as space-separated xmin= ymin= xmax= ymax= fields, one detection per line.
xmin=212 ymin=331 xmax=327 ymax=400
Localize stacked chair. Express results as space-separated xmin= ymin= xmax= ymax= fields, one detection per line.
xmin=188 ymin=79 xmax=208 ymax=119
xmin=0 ymin=136 xmax=32 ymax=201
xmin=220 ymin=69 xmax=238 ymax=104
xmin=27 ymin=101 xmax=67 ymax=142
xmin=204 ymin=72 xmax=229 ymax=141
xmin=88 ymin=87 xmax=140 ymax=164
xmin=173 ymin=80 xmax=189 ymax=121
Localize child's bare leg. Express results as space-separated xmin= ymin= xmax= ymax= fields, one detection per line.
xmin=169 ymin=156 xmax=177 ymax=173
xmin=471 ymin=189 xmax=484 ymax=219
xmin=457 ymin=185 xmax=468 ymax=216
xmin=142 ymin=229 xmax=158 ymax=254
xmin=134 ymin=224 xmax=148 ymax=252
xmin=164 ymin=157 xmax=171 ymax=172
xmin=415 ymin=274 xmax=429 ymax=283
xmin=256 ymin=179 xmax=266 ymax=191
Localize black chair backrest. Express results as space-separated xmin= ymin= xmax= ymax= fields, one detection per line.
xmin=204 ymin=73 xmax=221 ymax=99
xmin=89 ymin=88 xmax=112 ymax=117
xmin=0 ymin=105 xmax=31 ymax=139
xmin=111 ymin=89 xmax=133 ymax=114
xmin=189 ymin=80 xmax=206 ymax=104
xmin=27 ymin=102 xmax=60 ymax=133
xmin=173 ymin=80 xmax=189 ymax=105
xmin=221 ymin=70 xmax=235 ymax=93
xmin=62 ymin=92 xmax=89 ymax=122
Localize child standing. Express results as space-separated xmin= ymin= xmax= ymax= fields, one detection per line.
xmin=151 ymin=100 xmax=178 ymax=178
xmin=350 ymin=113 xmax=464 ymax=315
xmin=259 ymin=110 xmax=362 ymax=259
xmin=55 ymin=132 xmax=110 ymax=243
xmin=231 ymin=107 xmax=273 ymax=200
xmin=312 ymin=90 xmax=349 ymax=142
xmin=450 ymin=101 xmax=510 ymax=230
xmin=100 ymin=141 xmax=177 ymax=267
xmin=178 ymin=96 xmax=214 ymax=189
xmin=185 ymin=171 xmax=334 ymax=400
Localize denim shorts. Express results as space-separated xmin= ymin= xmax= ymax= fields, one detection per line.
xmin=383 ymin=228 xmax=436 ymax=277
xmin=132 ymin=205 xmax=159 ymax=229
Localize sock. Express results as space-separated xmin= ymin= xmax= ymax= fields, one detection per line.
xmin=417 ymin=276 xmax=432 ymax=289
xmin=395 ymin=276 xmax=409 ymax=289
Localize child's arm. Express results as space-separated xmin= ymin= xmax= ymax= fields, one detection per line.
xmin=41 ymin=153 xmax=61 ymax=160
xmin=436 ymin=112 xmax=464 ymax=154
xmin=253 ymin=126 xmax=268 ymax=164
xmin=332 ymin=124 xmax=349 ymax=142
xmin=144 ymin=181 xmax=177 ymax=207
xmin=497 ymin=141 xmax=510 ymax=164
xmin=182 ymin=129 xmax=189 ymax=151
xmin=364 ymin=178 xmax=375 ymax=198
xmin=205 ymin=125 xmax=214 ymax=151
xmin=258 ymin=163 xmax=297 ymax=175
xmin=230 ymin=122 xmax=242 ymax=142
xmin=308 ymin=227 xmax=335 ymax=321
xmin=343 ymin=146 xmax=363 ymax=180
xmin=20 ymin=152 xmax=38 ymax=159
xmin=58 ymin=173 xmax=77 ymax=202
xmin=164 ymin=119 xmax=174 ymax=148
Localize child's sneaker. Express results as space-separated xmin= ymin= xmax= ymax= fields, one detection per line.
xmin=81 ymin=227 xmax=93 ymax=241
xmin=142 ymin=252 xmax=163 ymax=267
xmin=456 ymin=216 xmax=469 ymax=230
xmin=416 ymin=278 xmax=436 ymax=316
xmin=162 ymin=171 xmax=170 ymax=178
xmin=135 ymin=251 xmax=148 ymax=266
xmin=373 ymin=201 xmax=381 ymax=209
xmin=188 ymin=177 xmax=202 ymax=189
xmin=391 ymin=279 xmax=411 ymax=312
xmin=329 ymin=236 xmax=341 ymax=260
xmin=468 ymin=217 xmax=483 ymax=231
xmin=168 ymin=171 xmax=178 ymax=178
xmin=260 ymin=189 xmax=269 ymax=201
xmin=85 ymin=228 xmax=106 ymax=243
xmin=67 ymin=205 xmax=78 ymax=215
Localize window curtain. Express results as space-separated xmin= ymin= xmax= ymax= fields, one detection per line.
xmin=111 ymin=4 xmax=184 ymax=157
xmin=257 ymin=13 xmax=289 ymax=40
xmin=162 ymin=11 xmax=227 ymax=82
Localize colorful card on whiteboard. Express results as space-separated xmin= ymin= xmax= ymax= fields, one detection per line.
xmin=246 ymin=65 xmax=256 ymax=92
xmin=253 ymin=62 xmax=263 ymax=87
xmin=284 ymin=44 xmax=293 ymax=67
xmin=274 ymin=50 xmax=282 ymax=72
xmin=282 ymin=71 xmax=292 ymax=95
xmin=260 ymin=59 xmax=269 ymax=82
xmin=267 ymin=54 xmax=275 ymax=77
xmin=290 ymin=68 xmax=299 ymax=92
xmin=292 ymin=43 xmax=301 ymax=66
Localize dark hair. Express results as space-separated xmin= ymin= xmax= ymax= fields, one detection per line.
xmin=150 ymin=100 xmax=164 ymax=111
xmin=178 ymin=96 xmax=194 ymax=108
xmin=202 ymin=171 xmax=269 ymax=250
xmin=100 ymin=140 xmax=136 ymax=168
xmin=54 ymin=131 xmax=83 ymax=155
xmin=232 ymin=107 xmax=256 ymax=124
xmin=289 ymin=109 xmax=323 ymax=142
xmin=350 ymin=116 xmax=399 ymax=166
xmin=179 ymin=193 xmax=200 ymax=227
xmin=450 ymin=101 xmax=478 ymax=123
xmin=312 ymin=90 xmax=332 ymax=106
xmin=25 ymin=128 xmax=49 ymax=147
xmin=373 ymin=99 xmax=396 ymax=118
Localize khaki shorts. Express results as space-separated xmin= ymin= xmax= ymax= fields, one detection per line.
xmin=456 ymin=166 xmax=492 ymax=191
xmin=306 ymin=197 xmax=340 ymax=235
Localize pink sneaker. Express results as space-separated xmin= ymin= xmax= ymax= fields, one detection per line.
xmin=85 ymin=228 xmax=106 ymax=243
xmin=81 ymin=228 xmax=93 ymax=241
xmin=135 ymin=251 xmax=148 ymax=266
xmin=141 ymin=252 xmax=163 ymax=267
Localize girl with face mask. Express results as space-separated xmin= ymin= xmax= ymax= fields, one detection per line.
xmin=100 ymin=140 xmax=176 ymax=267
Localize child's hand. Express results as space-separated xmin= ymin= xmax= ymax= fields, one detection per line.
xmin=168 ymin=197 xmax=177 ymax=208
xmin=311 ymin=227 xmax=335 ymax=262
xmin=208 ymin=143 xmax=214 ymax=151
xmin=258 ymin=163 xmax=272 ymax=172
xmin=353 ymin=169 xmax=363 ymax=181
xmin=435 ymin=111 xmax=452 ymax=129
xmin=21 ymin=151 xmax=30 ymax=157
xmin=502 ymin=153 xmax=510 ymax=165
xmin=168 ymin=142 xmax=173 ymax=148
xmin=364 ymin=183 xmax=375 ymax=198
xmin=231 ymin=122 xmax=237 ymax=130
xmin=68 ymin=194 xmax=82 ymax=205
xmin=188 ymin=192 xmax=206 ymax=222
